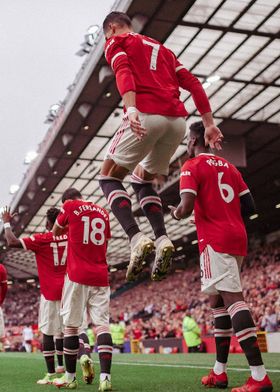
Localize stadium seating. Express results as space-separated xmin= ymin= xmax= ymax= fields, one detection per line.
xmin=3 ymin=241 xmax=279 ymax=341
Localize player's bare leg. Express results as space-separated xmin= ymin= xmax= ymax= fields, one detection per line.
xmin=99 ymin=159 xmax=154 ymax=281
xmin=132 ymin=165 xmax=174 ymax=281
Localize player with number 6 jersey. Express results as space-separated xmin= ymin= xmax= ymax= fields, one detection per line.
xmin=52 ymin=188 xmax=113 ymax=391
xmin=170 ymin=122 xmax=273 ymax=392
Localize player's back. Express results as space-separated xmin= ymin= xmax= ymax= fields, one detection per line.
xmin=105 ymin=32 xmax=187 ymax=116
xmin=21 ymin=232 xmax=68 ymax=300
xmin=63 ymin=200 xmax=111 ymax=287
xmin=182 ymin=154 xmax=248 ymax=256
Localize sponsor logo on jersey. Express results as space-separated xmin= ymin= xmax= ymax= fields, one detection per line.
xmin=181 ymin=170 xmax=191 ymax=176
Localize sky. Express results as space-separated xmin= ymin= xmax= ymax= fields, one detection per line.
xmin=0 ymin=0 xmax=114 ymax=206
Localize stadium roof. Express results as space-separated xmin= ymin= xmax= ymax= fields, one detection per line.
xmin=1 ymin=0 xmax=280 ymax=279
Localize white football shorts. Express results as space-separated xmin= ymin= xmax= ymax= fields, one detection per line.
xmin=60 ymin=275 xmax=110 ymax=329
xmin=200 ymin=245 xmax=243 ymax=295
xmin=38 ymin=295 xmax=63 ymax=336
xmin=105 ymin=112 xmax=186 ymax=175
xmin=0 ymin=307 xmax=5 ymax=338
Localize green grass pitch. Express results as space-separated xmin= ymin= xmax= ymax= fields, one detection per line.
xmin=0 ymin=352 xmax=279 ymax=391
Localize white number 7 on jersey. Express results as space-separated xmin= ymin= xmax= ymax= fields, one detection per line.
xmin=143 ymin=39 xmax=160 ymax=70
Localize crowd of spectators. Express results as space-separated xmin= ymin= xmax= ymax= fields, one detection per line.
xmin=110 ymin=241 xmax=280 ymax=339
xmin=2 ymin=283 xmax=39 ymax=327
xmin=2 ymin=242 xmax=280 ymax=341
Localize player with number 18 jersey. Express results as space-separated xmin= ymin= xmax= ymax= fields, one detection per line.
xmin=56 ymin=199 xmax=111 ymax=287
xmin=52 ymin=189 xmax=113 ymax=389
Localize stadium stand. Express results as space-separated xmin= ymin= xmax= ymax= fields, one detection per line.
xmin=3 ymin=241 xmax=279 ymax=341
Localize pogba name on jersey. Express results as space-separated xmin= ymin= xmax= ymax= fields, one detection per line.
xmin=206 ymin=158 xmax=229 ymax=168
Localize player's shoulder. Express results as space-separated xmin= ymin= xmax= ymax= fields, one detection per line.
xmin=105 ymin=32 xmax=131 ymax=54
xmin=61 ymin=199 xmax=77 ymax=213
xmin=62 ymin=199 xmax=74 ymax=208
xmin=0 ymin=263 xmax=7 ymax=273
xmin=32 ymin=231 xmax=52 ymax=242
xmin=181 ymin=157 xmax=197 ymax=172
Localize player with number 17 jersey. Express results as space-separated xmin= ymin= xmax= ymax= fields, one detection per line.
xmin=20 ymin=232 xmax=68 ymax=300
xmin=55 ymin=199 xmax=111 ymax=286
xmin=180 ymin=154 xmax=248 ymax=256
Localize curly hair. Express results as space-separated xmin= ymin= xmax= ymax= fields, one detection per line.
xmin=46 ymin=207 xmax=60 ymax=225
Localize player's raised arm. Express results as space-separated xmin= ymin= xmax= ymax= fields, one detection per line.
xmin=175 ymin=59 xmax=223 ymax=150
xmin=1 ymin=206 xmax=23 ymax=248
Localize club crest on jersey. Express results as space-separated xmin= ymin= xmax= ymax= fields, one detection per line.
xmin=206 ymin=158 xmax=229 ymax=168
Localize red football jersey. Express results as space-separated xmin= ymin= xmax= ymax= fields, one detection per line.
xmin=180 ymin=153 xmax=249 ymax=256
xmin=0 ymin=264 xmax=8 ymax=305
xmin=105 ymin=32 xmax=211 ymax=117
xmin=56 ymin=200 xmax=111 ymax=287
xmin=20 ymin=232 xmax=68 ymax=301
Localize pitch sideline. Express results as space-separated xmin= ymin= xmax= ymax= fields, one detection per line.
xmin=108 ymin=360 xmax=280 ymax=374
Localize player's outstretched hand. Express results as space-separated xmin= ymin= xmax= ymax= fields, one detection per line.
xmin=204 ymin=125 xmax=223 ymax=150
xmin=1 ymin=206 xmax=17 ymax=223
xmin=128 ymin=111 xmax=147 ymax=141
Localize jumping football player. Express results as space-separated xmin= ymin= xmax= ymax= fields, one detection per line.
xmin=170 ymin=121 xmax=273 ymax=392
xmin=99 ymin=11 xmax=223 ymax=282
xmin=52 ymin=188 xmax=113 ymax=391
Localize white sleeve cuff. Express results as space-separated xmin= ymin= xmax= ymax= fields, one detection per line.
xmin=180 ymin=189 xmax=197 ymax=196
xmin=239 ymin=189 xmax=250 ymax=197
xmin=19 ymin=238 xmax=27 ymax=250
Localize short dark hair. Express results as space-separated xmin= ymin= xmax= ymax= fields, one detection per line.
xmin=189 ymin=121 xmax=205 ymax=146
xmin=62 ymin=188 xmax=82 ymax=203
xmin=46 ymin=207 xmax=60 ymax=225
xmin=103 ymin=11 xmax=132 ymax=32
